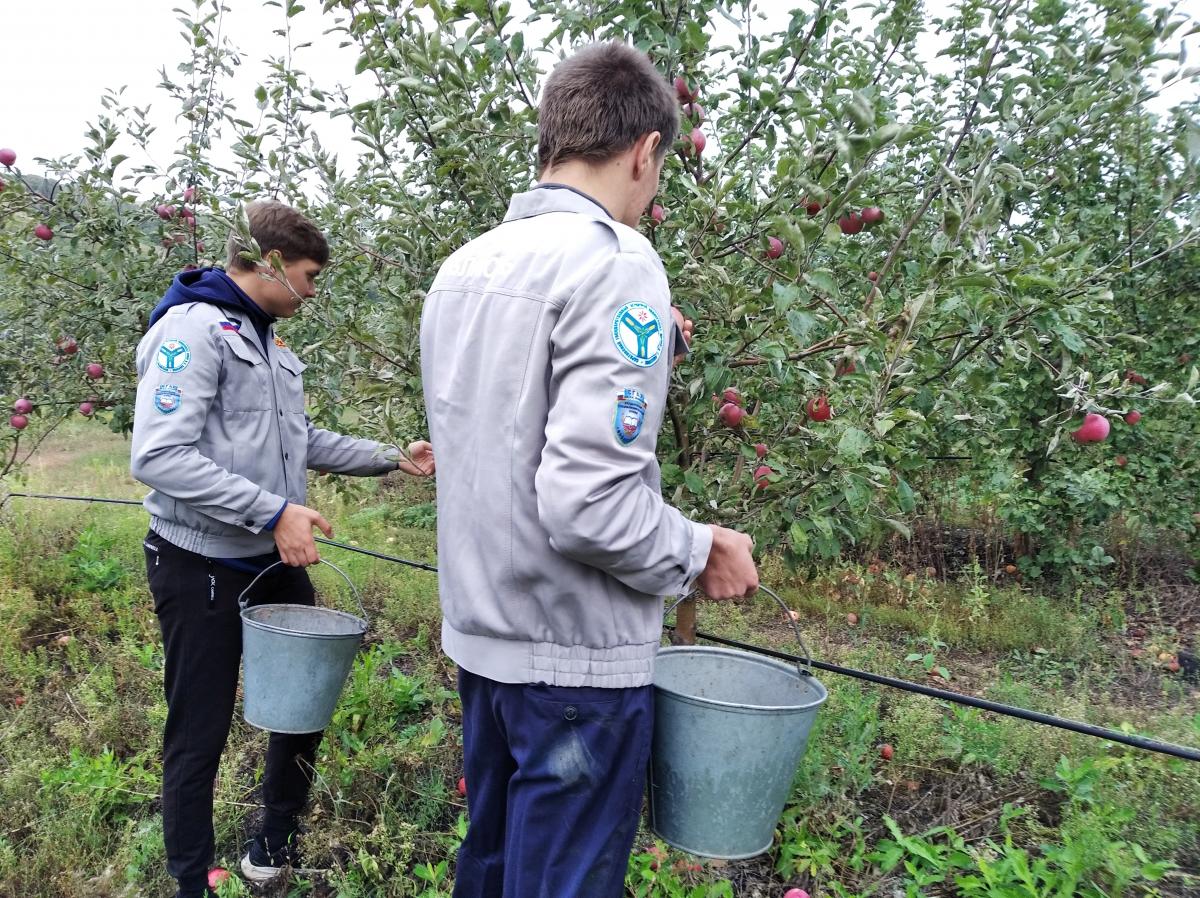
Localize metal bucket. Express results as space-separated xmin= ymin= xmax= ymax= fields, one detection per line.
xmin=238 ymin=559 xmax=367 ymax=734
xmin=649 ymin=587 xmax=828 ymax=859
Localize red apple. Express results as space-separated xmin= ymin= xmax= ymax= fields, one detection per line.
xmin=85 ymin=363 xmax=104 ymax=380
xmin=673 ymin=76 xmax=693 ymax=102
xmin=879 ymin=743 xmax=894 ymax=761
xmin=1071 ymin=412 xmax=1110 ymax=443
xmin=683 ymin=102 xmax=705 ymax=123
xmin=207 ymin=868 xmax=230 ymax=890
xmin=58 ymin=337 xmax=79 ymax=355
xmin=78 ymin=402 xmax=94 ymax=417
xmin=1123 ymin=410 xmax=1141 ymax=425
xmin=650 ymin=204 xmax=665 ymax=225
xmin=1168 ymin=660 xmax=1181 ymax=673
xmin=718 ymin=402 xmax=746 ymax=427
xmin=13 ymin=398 xmax=33 ymax=414
xmin=804 ymin=199 xmax=822 ymax=216
xmin=722 ymin=387 xmax=742 ymax=406
xmin=34 ymin=224 xmax=53 ymax=241
xmin=867 ymin=271 xmax=879 ymax=282
xmin=686 ymin=128 xmax=706 ymax=156
xmin=156 ymin=203 xmax=175 ymax=220
xmin=861 ymin=206 xmax=885 ymax=227
xmin=835 ymin=358 xmax=857 ymax=377
xmin=184 ymin=186 xmax=198 ymax=203
xmin=12 ymin=695 xmax=25 ymax=708
xmin=784 ymin=889 xmax=810 ymax=898
xmin=805 ymin=395 xmax=832 ymax=422
xmin=456 ymin=776 xmax=467 ymax=797
xmin=847 ymin=612 xmax=859 ymax=626
xmin=196 ymin=241 xmax=206 ymax=253
xmin=754 ymin=464 xmax=773 ymax=489
xmin=765 ymin=236 xmax=784 ymax=260
xmin=1124 ymin=369 xmax=1148 ymax=386
xmin=838 ymin=213 xmax=864 ymax=235
xmin=0 ymin=148 xmax=15 ymax=167
xmin=754 ymin=443 xmax=768 ymax=458
xmin=9 ymin=414 xmax=28 ymax=430
xmin=1115 ymin=455 xmax=1127 ymax=467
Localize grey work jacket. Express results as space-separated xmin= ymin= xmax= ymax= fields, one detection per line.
xmin=131 ymin=301 xmax=398 ymax=557
xmin=420 ymin=185 xmax=712 ymax=688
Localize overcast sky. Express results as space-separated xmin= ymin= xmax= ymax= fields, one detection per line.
xmin=1 ymin=1 xmax=1196 ymax=182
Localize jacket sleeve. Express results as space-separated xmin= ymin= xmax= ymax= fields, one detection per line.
xmin=130 ymin=312 xmax=288 ymax=533
xmin=307 ymin=421 xmax=400 ymax=475
xmin=534 ymin=249 xmax=712 ymax=597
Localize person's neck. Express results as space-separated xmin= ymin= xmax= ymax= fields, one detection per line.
xmin=227 ymin=269 xmax=268 ymax=307
xmin=539 ymin=160 xmax=632 ymax=225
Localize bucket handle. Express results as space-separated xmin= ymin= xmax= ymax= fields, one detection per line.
xmin=237 ymin=558 xmax=368 ymax=622
xmin=665 ymin=584 xmax=815 ymax=678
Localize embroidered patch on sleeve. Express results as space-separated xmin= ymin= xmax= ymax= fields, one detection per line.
xmin=155 ymin=339 xmax=191 ymax=373
xmin=218 ymin=320 xmax=241 ymax=333
xmin=611 ymin=301 xmax=664 ymax=368
xmin=274 ymin=335 xmax=287 ymax=349
xmin=614 ymin=388 xmax=647 ymax=445
xmin=153 ymin=384 xmax=182 ymax=414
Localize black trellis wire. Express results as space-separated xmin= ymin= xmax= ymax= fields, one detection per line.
xmin=3 ymin=490 xmax=1197 ymax=762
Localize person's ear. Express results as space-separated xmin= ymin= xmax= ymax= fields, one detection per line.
xmin=635 ymin=131 xmax=662 ymax=180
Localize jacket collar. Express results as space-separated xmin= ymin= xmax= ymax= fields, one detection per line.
xmin=503 ymin=183 xmax=615 ymax=223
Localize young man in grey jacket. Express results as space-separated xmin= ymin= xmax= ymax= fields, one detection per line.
xmin=131 ymin=200 xmax=434 ymax=898
xmin=420 ymin=43 xmax=758 ymax=897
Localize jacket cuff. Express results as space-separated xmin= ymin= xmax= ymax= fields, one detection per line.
xmin=681 ymin=520 xmax=713 ymax=594
xmin=263 ymin=500 xmax=288 ymax=531
xmin=240 ymin=490 xmax=288 ymax=534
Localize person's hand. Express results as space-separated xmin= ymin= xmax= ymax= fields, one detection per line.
xmin=697 ymin=525 xmax=758 ymax=600
xmin=671 ymin=306 xmax=694 ymax=365
xmin=398 ymin=440 xmax=435 ymax=476
xmin=272 ymin=503 xmax=333 ymax=567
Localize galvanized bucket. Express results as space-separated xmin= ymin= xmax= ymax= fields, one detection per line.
xmin=238 ymin=559 xmax=367 ymax=734
xmin=649 ymin=586 xmax=828 ymax=859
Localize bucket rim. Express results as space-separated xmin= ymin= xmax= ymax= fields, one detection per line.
xmin=654 ymin=645 xmax=828 ymax=713
xmin=241 ymin=603 xmax=367 ymax=638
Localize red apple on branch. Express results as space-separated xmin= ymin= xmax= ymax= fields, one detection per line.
xmin=861 ymin=206 xmax=885 ymax=227
xmin=1071 ymin=413 xmax=1110 ymax=443
xmin=9 ymin=414 xmax=28 ymax=430
xmin=13 ymin=398 xmax=33 ymax=415
xmin=805 ymin=395 xmax=832 ymax=422
xmin=0 ymin=148 xmax=15 ymax=167
xmin=34 ymin=224 xmax=53 ymax=241
xmin=1123 ymin=410 xmax=1141 ymax=425
xmin=719 ymin=403 xmax=746 ymax=428
xmin=765 ymin=236 xmax=784 ymax=260
xmin=754 ymin=464 xmax=773 ymax=489
xmin=85 ymin=363 xmax=105 ymax=380
xmin=685 ymin=128 xmax=706 ymax=156
xmin=838 ymin=213 xmax=864 ymax=235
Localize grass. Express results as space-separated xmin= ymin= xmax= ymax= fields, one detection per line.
xmin=1 ymin=423 xmax=1198 ymax=897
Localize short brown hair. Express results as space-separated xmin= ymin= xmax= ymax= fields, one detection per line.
xmin=226 ymin=200 xmax=329 ymax=272
xmin=537 ymin=43 xmax=679 ymax=173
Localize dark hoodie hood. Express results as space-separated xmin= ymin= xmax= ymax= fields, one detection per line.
xmin=148 ymin=267 xmax=274 ymax=352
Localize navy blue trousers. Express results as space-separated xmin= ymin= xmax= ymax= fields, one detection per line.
xmin=453 ymin=668 xmax=654 ymax=898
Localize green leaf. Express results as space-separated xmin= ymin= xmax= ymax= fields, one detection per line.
xmin=884 ymin=518 xmax=912 ymax=539
xmin=789 ymin=522 xmax=809 ymax=553
xmin=683 ymin=471 xmax=706 ymax=496
xmin=803 ymin=269 xmax=840 ymax=298
xmin=837 ymin=427 xmax=870 ymax=459
xmin=786 ymin=310 xmax=816 ymax=342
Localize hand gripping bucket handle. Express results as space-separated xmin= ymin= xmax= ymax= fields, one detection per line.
xmin=237 ymin=558 xmax=368 ymax=734
xmin=238 ymin=557 xmax=368 ymax=621
xmin=666 ymin=584 xmax=815 ymax=676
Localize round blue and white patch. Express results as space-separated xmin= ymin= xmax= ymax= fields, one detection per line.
xmin=612 ymin=301 xmax=664 ymax=368
xmin=156 ymin=339 xmax=191 ymax=374
xmin=153 ymin=384 xmax=182 ymax=415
